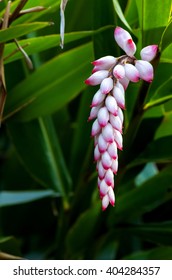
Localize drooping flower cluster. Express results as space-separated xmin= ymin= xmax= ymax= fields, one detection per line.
xmin=85 ymin=27 xmax=158 ymax=210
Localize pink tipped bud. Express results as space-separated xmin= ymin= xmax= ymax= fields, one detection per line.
xmin=109 ymin=114 xmax=122 ymax=132
xmin=97 ymin=106 xmax=109 ymax=127
xmin=104 ymin=169 xmax=114 ymax=186
xmin=85 ymin=70 xmax=109 ymax=86
xmin=114 ymin=27 xmax=136 ymax=56
xmin=98 ymin=161 xmax=106 ymax=179
xmin=107 ymin=142 xmax=118 ymax=159
xmin=114 ymin=129 xmax=123 ymax=150
xmin=102 ymin=123 xmax=114 ymax=143
xmin=119 ymin=76 xmax=129 ymax=90
xmin=105 ymin=95 xmax=118 ymax=115
xmin=92 ymin=55 xmax=117 ymax=69
xmin=91 ymin=89 xmax=105 ymax=107
xmin=135 ymin=60 xmax=154 ymax=83
xmin=117 ymin=107 xmax=124 ymax=124
xmin=102 ymin=194 xmax=109 ymax=211
xmin=113 ymin=64 xmax=125 ymax=79
xmin=125 ymin=38 xmax=136 ymax=57
xmin=124 ymin=63 xmax=140 ymax=82
xmin=100 ymin=77 xmax=113 ymax=94
xmin=92 ymin=65 xmax=102 ymax=73
xmin=140 ymin=45 xmax=158 ymax=62
xmin=88 ymin=105 xmax=101 ymax=121
xmin=94 ymin=144 xmax=101 ymax=161
xmin=111 ymin=158 xmax=118 ymax=174
xmin=114 ymin=27 xmax=131 ymax=49
xmin=91 ymin=119 xmax=101 ymax=137
xmin=99 ymin=179 xmax=109 ymax=196
xmin=108 ymin=187 xmax=115 ymax=206
xmin=98 ymin=134 xmax=108 ymax=153
xmin=101 ymin=151 xmax=112 ymax=170
xmin=113 ymin=85 xmax=125 ymax=109
xmin=116 ymin=80 xmax=125 ymax=94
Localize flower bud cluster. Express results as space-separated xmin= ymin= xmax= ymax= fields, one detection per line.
xmin=85 ymin=27 xmax=158 ymax=210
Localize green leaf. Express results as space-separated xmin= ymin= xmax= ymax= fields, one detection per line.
xmin=160 ymin=44 xmax=172 ymax=63
xmin=122 ymin=222 xmax=172 ymax=246
xmin=11 ymin=0 xmax=60 ymax=25
xmin=128 ymin=136 xmax=172 ymax=167
xmin=4 ymin=42 xmax=93 ymax=121
xmin=135 ymin=0 xmax=171 ymax=45
xmin=160 ymin=19 xmax=172 ymax=51
xmin=112 ymin=0 xmax=132 ymax=31
xmin=155 ymin=112 xmax=172 ymax=139
xmin=0 ymin=22 xmax=52 ymax=43
xmin=66 ymin=203 xmax=101 ymax=257
xmin=108 ymin=164 xmax=172 ymax=225
xmin=124 ymin=246 xmax=172 ymax=260
xmin=144 ymin=77 xmax=172 ymax=110
xmin=4 ymin=32 xmax=93 ymax=64
xmin=69 ymin=87 xmax=93 ymax=182
xmin=135 ymin=0 xmax=171 ymax=30
xmin=7 ymin=116 xmax=72 ymax=197
xmin=0 ymin=190 xmax=56 ymax=207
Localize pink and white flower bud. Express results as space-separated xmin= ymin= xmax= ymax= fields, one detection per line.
xmin=105 ymin=95 xmax=118 ymax=115
xmin=98 ymin=161 xmax=106 ymax=179
xmin=117 ymin=107 xmax=124 ymax=124
xmin=99 ymin=179 xmax=109 ymax=196
xmin=113 ymin=85 xmax=125 ymax=109
xmin=98 ymin=134 xmax=108 ymax=153
xmin=107 ymin=142 xmax=117 ymax=159
xmin=104 ymin=169 xmax=114 ymax=186
xmin=100 ymin=77 xmax=113 ymax=94
xmin=92 ymin=65 xmax=102 ymax=73
xmin=135 ymin=60 xmax=154 ymax=83
xmin=91 ymin=89 xmax=105 ymax=107
xmin=124 ymin=63 xmax=140 ymax=82
xmin=85 ymin=70 xmax=109 ymax=86
xmin=101 ymin=151 xmax=112 ymax=170
xmin=102 ymin=194 xmax=109 ymax=211
xmin=108 ymin=187 xmax=115 ymax=206
xmin=91 ymin=119 xmax=101 ymax=137
xmin=88 ymin=104 xmax=102 ymax=121
xmin=114 ymin=129 xmax=123 ymax=150
xmin=97 ymin=106 xmax=109 ymax=127
xmin=116 ymin=80 xmax=125 ymax=94
xmin=92 ymin=55 xmax=117 ymax=69
xmin=102 ymin=123 xmax=114 ymax=143
xmin=114 ymin=27 xmax=136 ymax=57
xmin=140 ymin=45 xmax=158 ymax=62
xmin=114 ymin=27 xmax=131 ymax=50
xmin=119 ymin=76 xmax=129 ymax=90
xmin=94 ymin=144 xmax=101 ymax=161
xmin=109 ymin=114 xmax=122 ymax=132
xmin=111 ymin=158 xmax=118 ymax=174
xmin=113 ymin=64 xmax=125 ymax=79
xmin=124 ymin=38 xmax=136 ymax=57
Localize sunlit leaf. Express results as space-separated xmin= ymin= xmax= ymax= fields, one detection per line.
xmin=0 ymin=190 xmax=56 ymax=207
xmin=4 ymin=42 xmax=93 ymax=121
xmin=0 ymin=22 xmax=52 ymax=43
xmin=112 ymin=0 xmax=132 ymax=31
xmin=144 ymin=77 xmax=172 ymax=110
xmin=4 ymin=31 xmax=93 ymax=64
